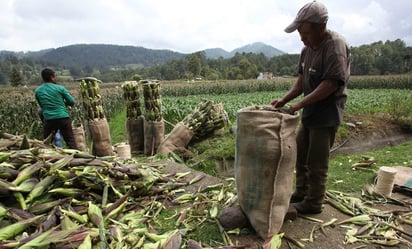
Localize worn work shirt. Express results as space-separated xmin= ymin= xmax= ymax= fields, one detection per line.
xmin=35 ymin=82 xmax=75 ymax=120
xmin=298 ymin=30 xmax=351 ymax=128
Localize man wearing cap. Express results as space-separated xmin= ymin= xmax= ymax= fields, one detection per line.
xmin=271 ymin=1 xmax=350 ymax=214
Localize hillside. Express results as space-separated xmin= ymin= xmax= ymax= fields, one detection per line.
xmin=35 ymin=44 xmax=186 ymax=69
xmin=1 ymin=42 xmax=285 ymax=70
xmin=204 ymin=42 xmax=285 ymax=59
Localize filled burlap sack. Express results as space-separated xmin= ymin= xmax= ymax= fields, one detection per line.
xmin=126 ymin=116 xmax=144 ymax=155
xmin=88 ymin=118 xmax=113 ymax=156
xmin=143 ymin=119 xmax=165 ymax=156
xmin=157 ymin=122 xmax=194 ymax=155
xmin=72 ymin=123 xmax=87 ymax=152
xmin=235 ymin=105 xmax=299 ymax=239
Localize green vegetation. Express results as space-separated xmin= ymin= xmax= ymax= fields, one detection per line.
xmin=0 ymin=39 xmax=411 ymax=85
xmin=328 ymin=141 xmax=412 ymax=192
xmin=1 ymin=75 xmax=412 ymax=247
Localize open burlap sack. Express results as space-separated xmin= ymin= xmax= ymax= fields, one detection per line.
xmin=157 ymin=122 xmax=194 ymax=155
xmin=72 ymin=123 xmax=87 ymax=152
xmin=88 ymin=118 xmax=113 ymax=156
xmin=126 ymin=116 xmax=144 ymax=155
xmin=143 ymin=119 xmax=165 ymax=156
xmin=235 ymin=105 xmax=299 ymax=239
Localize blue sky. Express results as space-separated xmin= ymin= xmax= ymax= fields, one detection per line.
xmin=1 ymin=0 xmax=411 ymax=54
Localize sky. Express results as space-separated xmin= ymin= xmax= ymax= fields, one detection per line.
xmin=1 ymin=0 xmax=411 ymax=54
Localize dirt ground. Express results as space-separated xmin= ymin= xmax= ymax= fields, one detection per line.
xmin=162 ymin=161 xmax=412 ymax=249
xmin=159 ymin=117 xmax=412 ymax=249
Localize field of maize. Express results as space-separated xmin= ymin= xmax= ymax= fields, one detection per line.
xmin=1 ymin=74 xmax=411 ymax=140
xmin=0 ymin=75 xmax=412 ymax=248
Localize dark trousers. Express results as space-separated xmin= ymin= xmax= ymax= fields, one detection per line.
xmin=294 ymin=125 xmax=337 ymax=204
xmin=44 ymin=117 xmax=77 ymax=149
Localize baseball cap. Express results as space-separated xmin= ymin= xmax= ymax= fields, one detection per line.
xmin=284 ymin=1 xmax=328 ymax=33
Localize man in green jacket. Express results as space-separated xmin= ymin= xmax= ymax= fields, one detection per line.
xmin=35 ymin=68 xmax=77 ymax=149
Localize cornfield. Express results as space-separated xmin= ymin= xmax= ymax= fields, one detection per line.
xmin=0 ymin=75 xmax=411 ymax=138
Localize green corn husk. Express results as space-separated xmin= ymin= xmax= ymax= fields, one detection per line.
xmin=181 ymin=99 xmax=228 ymax=139
xmin=78 ymin=234 xmax=92 ymax=249
xmin=77 ymin=77 xmax=106 ymax=121
xmin=88 ymin=201 xmax=104 ymax=228
xmin=142 ymin=80 xmax=162 ymax=121
xmin=29 ymin=197 xmax=70 ymax=215
xmin=12 ymin=161 xmax=44 ymax=186
xmin=15 ymin=177 xmax=39 ymax=192
xmin=0 ymin=151 xmax=11 ymax=163
xmin=122 ymin=81 xmax=142 ymax=119
xmin=25 ymin=175 xmax=56 ymax=204
xmin=337 ymin=214 xmax=371 ymax=225
xmin=262 ymin=233 xmax=284 ymax=249
xmin=0 ymin=215 xmax=43 ymax=241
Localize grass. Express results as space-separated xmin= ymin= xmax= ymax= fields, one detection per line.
xmin=108 ymin=108 xmax=412 ymax=194
xmin=328 ymin=141 xmax=412 ymax=192
xmin=105 ymin=87 xmax=412 ymax=246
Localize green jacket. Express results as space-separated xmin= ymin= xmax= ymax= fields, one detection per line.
xmin=35 ymin=83 xmax=76 ymax=120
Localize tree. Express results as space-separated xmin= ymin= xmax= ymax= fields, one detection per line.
xmin=9 ymin=67 xmax=23 ymax=86
xmin=185 ymin=53 xmax=202 ymax=79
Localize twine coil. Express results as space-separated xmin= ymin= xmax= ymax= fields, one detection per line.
xmin=374 ymin=166 xmax=397 ymax=197
xmin=116 ymin=143 xmax=131 ymax=159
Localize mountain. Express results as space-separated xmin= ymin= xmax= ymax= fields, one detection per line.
xmin=204 ymin=42 xmax=285 ymax=59
xmin=34 ymin=44 xmax=186 ymax=69
xmin=1 ymin=42 xmax=285 ymax=69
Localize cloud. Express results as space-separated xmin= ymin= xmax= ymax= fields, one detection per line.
xmin=0 ymin=0 xmax=411 ymax=54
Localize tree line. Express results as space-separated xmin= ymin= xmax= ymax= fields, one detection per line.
xmin=0 ymin=39 xmax=411 ymax=86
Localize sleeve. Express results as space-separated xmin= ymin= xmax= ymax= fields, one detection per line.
xmin=60 ymin=86 xmax=76 ymax=106
xmin=322 ymin=39 xmax=350 ymax=86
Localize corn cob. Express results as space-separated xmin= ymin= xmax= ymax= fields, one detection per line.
xmin=78 ymin=234 xmax=92 ymax=249
xmin=25 ymin=175 xmax=56 ymax=203
xmin=262 ymin=232 xmax=283 ymax=249
xmin=77 ymin=77 xmax=106 ymax=121
xmin=122 ymin=81 xmax=142 ymax=119
xmin=0 ymin=215 xmax=43 ymax=241
xmin=181 ymin=99 xmax=228 ymax=138
xmin=142 ymin=80 xmax=162 ymax=121
xmin=12 ymin=161 xmax=44 ymax=186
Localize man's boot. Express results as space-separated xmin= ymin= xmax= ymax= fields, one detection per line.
xmin=293 ymin=165 xmax=328 ymax=214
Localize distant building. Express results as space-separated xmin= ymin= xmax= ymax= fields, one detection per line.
xmin=257 ymin=72 xmax=273 ymax=80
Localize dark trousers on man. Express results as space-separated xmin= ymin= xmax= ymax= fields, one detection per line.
xmin=292 ymin=125 xmax=337 ymax=212
xmin=44 ymin=117 xmax=77 ymax=149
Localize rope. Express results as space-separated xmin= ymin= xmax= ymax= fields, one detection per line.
xmin=374 ymin=166 xmax=397 ymax=197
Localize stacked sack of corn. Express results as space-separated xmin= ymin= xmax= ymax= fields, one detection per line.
xmin=78 ymin=77 xmax=113 ymax=156
xmin=122 ymin=81 xmax=144 ymax=155
xmin=141 ymin=80 xmax=164 ymax=156
xmin=158 ymin=98 xmax=229 ymax=155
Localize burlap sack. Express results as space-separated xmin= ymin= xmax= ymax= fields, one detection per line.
xmin=235 ymin=105 xmax=299 ymax=239
xmin=392 ymin=166 xmax=412 ymax=195
xmin=72 ymin=123 xmax=87 ymax=152
xmin=143 ymin=120 xmax=165 ymax=156
xmin=88 ymin=118 xmax=113 ymax=156
xmin=157 ymin=122 xmax=194 ymax=155
xmin=126 ymin=116 xmax=144 ymax=155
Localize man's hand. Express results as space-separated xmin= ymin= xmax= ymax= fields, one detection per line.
xmin=270 ymin=98 xmax=286 ymax=108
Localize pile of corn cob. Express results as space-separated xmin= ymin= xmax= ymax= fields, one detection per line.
xmin=181 ymin=99 xmax=229 ymax=138
xmin=121 ymin=81 xmax=142 ymax=119
xmin=142 ymin=80 xmax=162 ymax=122
xmin=0 ymin=133 xmax=238 ymax=248
xmin=320 ymin=189 xmax=412 ymax=247
xmin=78 ymin=77 xmax=105 ymax=120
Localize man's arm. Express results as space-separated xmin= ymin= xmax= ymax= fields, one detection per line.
xmin=271 ymin=74 xmax=304 ymax=107
xmin=289 ymin=79 xmax=339 ymax=113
